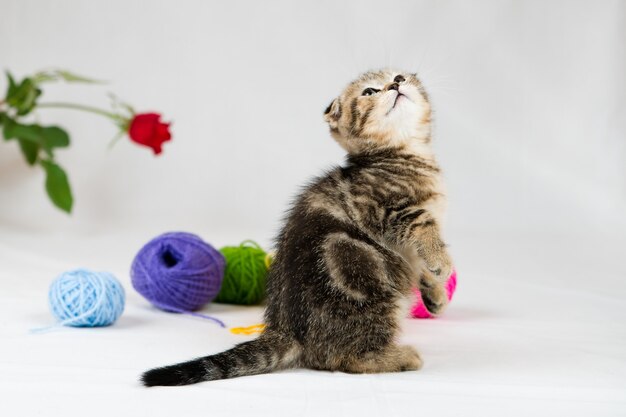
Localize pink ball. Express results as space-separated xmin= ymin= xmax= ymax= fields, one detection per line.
xmin=410 ymin=269 xmax=457 ymax=319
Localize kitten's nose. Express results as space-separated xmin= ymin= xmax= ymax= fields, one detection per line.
xmin=386 ymin=82 xmax=399 ymax=91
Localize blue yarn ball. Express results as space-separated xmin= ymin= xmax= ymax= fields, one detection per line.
xmin=48 ymin=269 xmax=126 ymax=327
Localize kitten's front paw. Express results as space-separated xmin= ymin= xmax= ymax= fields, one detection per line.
xmin=423 ymin=250 xmax=453 ymax=282
xmin=419 ymin=279 xmax=449 ymax=315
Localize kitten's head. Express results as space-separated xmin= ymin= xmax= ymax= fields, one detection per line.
xmin=324 ymin=69 xmax=431 ymax=155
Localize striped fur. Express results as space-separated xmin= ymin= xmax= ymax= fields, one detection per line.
xmin=141 ymin=69 xmax=452 ymax=386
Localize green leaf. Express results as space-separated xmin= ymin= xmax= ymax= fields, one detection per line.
xmin=2 ymin=118 xmax=41 ymax=164
xmin=2 ymin=116 xmax=19 ymax=140
xmin=40 ymin=159 xmax=73 ymax=213
xmin=18 ymin=138 xmax=40 ymax=165
xmin=1 ymin=114 xmax=16 ymax=141
xmin=33 ymin=69 xmax=103 ymax=84
xmin=5 ymin=76 xmax=41 ymax=116
xmin=3 ymin=122 xmax=41 ymax=142
xmin=40 ymin=126 xmax=70 ymax=149
xmin=2 ymin=121 xmax=70 ymax=156
xmin=57 ymin=70 xmax=102 ymax=84
xmin=5 ymin=71 xmax=17 ymax=99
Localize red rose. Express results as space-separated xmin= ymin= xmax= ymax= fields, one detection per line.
xmin=128 ymin=113 xmax=171 ymax=155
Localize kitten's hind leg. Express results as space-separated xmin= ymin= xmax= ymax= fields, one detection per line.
xmin=343 ymin=344 xmax=423 ymax=373
xmin=418 ymin=269 xmax=449 ymax=315
xmin=323 ymin=232 xmax=410 ymax=301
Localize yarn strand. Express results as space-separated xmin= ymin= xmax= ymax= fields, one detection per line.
xmin=149 ymin=300 xmax=226 ymax=327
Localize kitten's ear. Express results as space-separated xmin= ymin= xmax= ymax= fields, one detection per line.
xmin=323 ymin=98 xmax=341 ymax=130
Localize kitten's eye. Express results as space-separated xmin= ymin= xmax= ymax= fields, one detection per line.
xmin=362 ymin=88 xmax=379 ymax=96
xmin=394 ymin=75 xmax=405 ymax=83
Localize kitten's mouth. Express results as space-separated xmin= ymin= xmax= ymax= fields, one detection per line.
xmin=393 ymin=93 xmax=405 ymax=108
xmin=386 ymin=92 xmax=408 ymax=115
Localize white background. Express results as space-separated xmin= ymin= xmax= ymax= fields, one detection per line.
xmin=1 ymin=1 xmax=625 ymax=416
xmin=0 ymin=0 xmax=623 ymax=239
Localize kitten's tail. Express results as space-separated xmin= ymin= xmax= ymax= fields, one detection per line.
xmin=141 ymin=331 xmax=298 ymax=387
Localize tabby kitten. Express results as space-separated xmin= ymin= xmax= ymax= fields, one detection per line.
xmin=142 ymin=69 xmax=452 ymax=386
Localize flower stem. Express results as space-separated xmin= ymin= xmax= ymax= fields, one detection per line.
xmin=37 ymin=102 xmax=122 ymax=120
xmin=107 ymin=130 xmax=125 ymax=150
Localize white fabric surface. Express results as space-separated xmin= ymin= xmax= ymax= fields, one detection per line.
xmin=1 ymin=230 xmax=625 ymax=416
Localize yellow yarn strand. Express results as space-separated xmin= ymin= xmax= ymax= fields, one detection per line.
xmin=230 ymin=323 xmax=266 ymax=335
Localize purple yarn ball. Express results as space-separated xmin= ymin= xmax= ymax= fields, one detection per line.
xmin=131 ymin=232 xmax=225 ymax=314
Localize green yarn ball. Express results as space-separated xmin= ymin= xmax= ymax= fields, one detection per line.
xmin=215 ymin=240 xmax=270 ymax=305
